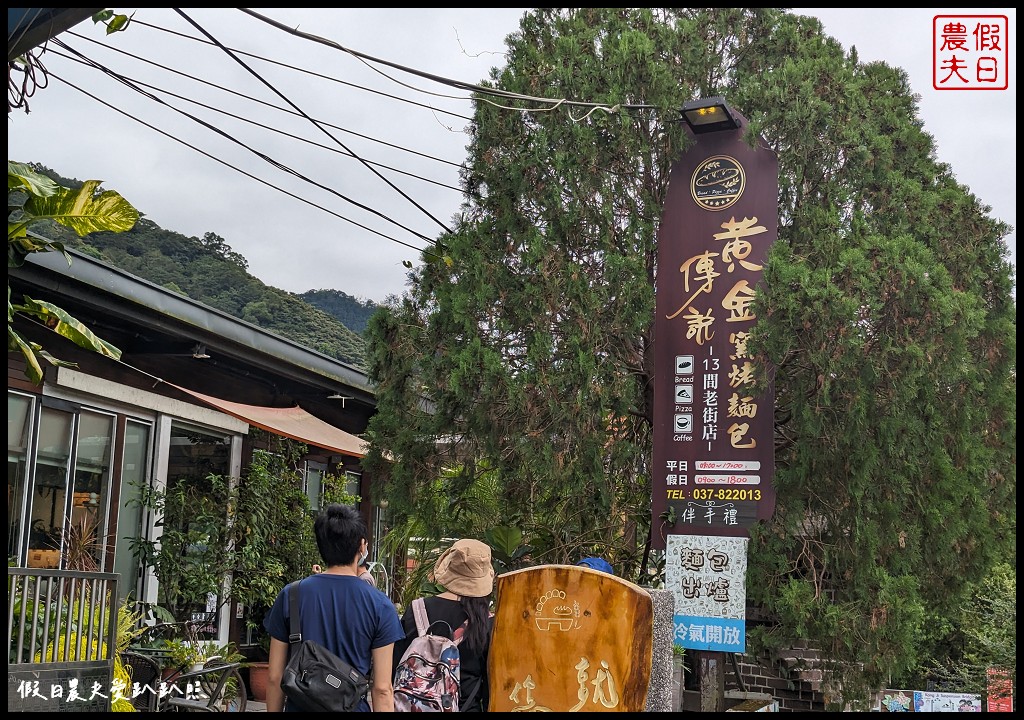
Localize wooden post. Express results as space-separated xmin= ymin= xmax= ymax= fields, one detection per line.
xmin=697 ymin=650 xmax=725 ymax=712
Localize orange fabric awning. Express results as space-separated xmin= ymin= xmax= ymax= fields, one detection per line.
xmin=171 ymin=385 xmax=367 ymax=458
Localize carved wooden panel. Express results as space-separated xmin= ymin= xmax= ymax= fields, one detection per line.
xmin=488 ymin=564 xmax=653 ymax=712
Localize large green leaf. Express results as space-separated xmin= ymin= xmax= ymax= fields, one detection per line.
xmin=8 ymin=164 xmax=136 ymax=384
xmin=8 ymin=232 xmax=69 ymax=267
xmin=8 ymin=326 xmax=45 ymax=383
xmin=25 ymin=180 xmax=139 ymax=237
xmin=18 ymin=296 xmax=122 ymax=360
xmin=485 ymin=526 xmax=524 ymax=559
xmin=7 ymin=161 xmax=58 ymax=196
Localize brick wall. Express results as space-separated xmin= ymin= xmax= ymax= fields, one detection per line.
xmin=729 ymin=651 xmax=834 ymax=712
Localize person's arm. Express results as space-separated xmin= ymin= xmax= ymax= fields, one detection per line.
xmin=369 ymin=643 xmax=396 ymax=712
xmin=266 ymin=637 xmax=289 ymax=712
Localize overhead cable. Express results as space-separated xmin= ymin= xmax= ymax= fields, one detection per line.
xmin=46 ymin=65 xmax=437 ymax=259
xmin=53 ymin=37 xmax=437 ymax=246
xmin=62 ymin=31 xmax=463 ymax=169
xmin=47 ymin=48 xmax=462 ymax=192
xmin=174 ymin=8 xmax=453 ymax=236
xmin=78 ymin=22 xmax=475 ymax=123
xmin=238 ymin=7 xmax=658 ymax=112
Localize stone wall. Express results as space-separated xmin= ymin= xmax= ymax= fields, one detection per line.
xmin=644 ymin=589 xmax=675 ymax=712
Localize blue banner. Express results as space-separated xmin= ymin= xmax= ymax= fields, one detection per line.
xmin=674 ymin=614 xmax=745 ymax=653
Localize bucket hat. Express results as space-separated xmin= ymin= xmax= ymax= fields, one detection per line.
xmin=431 ymin=539 xmax=495 ymax=598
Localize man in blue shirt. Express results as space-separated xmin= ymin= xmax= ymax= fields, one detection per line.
xmin=263 ymin=504 xmax=404 ymax=712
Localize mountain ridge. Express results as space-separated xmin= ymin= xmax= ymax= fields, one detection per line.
xmin=25 ymin=163 xmax=380 ymax=371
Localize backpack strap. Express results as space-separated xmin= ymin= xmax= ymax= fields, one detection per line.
xmin=288 ymin=580 xmax=303 ymax=645
xmin=460 ymin=677 xmax=482 ymax=713
xmin=412 ymin=597 xmax=430 ymax=637
xmin=413 ymin=597 xmax=470 ymax=642
xmin=452 ymin=618 xmax=470 ymax=646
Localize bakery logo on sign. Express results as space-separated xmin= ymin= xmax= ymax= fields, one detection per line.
xmin=534 ymin=588 xmax=581 ymax=632
xmin=691 ymin=155 xmax=745 ymax=211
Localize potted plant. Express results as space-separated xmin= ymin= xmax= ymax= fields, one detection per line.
xmin=166 ymin=638 xmax=207 ymax=673
xmin=163 ymin=637 xmax=245 ymax=672
xmin=246 ymin=634 xmax=272 ymax=703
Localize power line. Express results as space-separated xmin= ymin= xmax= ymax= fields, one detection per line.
xmin=53 ymin=37 xmax=439 ymax=247
xmin=63 ymin=30 xmax=464 ymax=169
xmin=98 ymin=20 xmax=476 ymax=123
xmin=45 ymin=65 xmax=437 ymax=259
xmin=47 ymin=47 xmax=463 ymax=193
xmin=174 ymin=8 xmax=453 ymax=237
xmin=238 ymin=7 xmax=658 ymax=112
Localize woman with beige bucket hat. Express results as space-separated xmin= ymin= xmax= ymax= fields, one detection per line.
xmin=391 ymin=538 xmax=495 ymax=712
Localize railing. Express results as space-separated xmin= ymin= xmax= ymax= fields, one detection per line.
xmin=7 ymin=567 xmax=119 ymax=713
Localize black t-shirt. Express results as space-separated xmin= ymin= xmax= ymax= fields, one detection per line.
xmin=392 ymin=596 xmax=492 ymax=712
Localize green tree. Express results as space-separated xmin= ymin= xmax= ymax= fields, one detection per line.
xmin=926 ymin=562 xmax=1016 ymax=700
xmin=364 ymin=9 xmax=1015 ymax=708
xmin=229 ymin=436 xmax=321 ymax=645
xmin=299 ymin=289 xmax=379 ymax=335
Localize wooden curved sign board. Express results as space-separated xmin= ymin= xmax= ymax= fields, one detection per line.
xmin=488 ymin=565 xmax=653 ymax=712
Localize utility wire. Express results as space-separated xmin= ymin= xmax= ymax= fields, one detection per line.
xmin=82 ymin=21 xmax=475 ymax=123
xmin=53 ymin=37 xmax=437 ymax=247
xmin=47 ymin=47 xmax=463 ymax=193
xmin=174 ymin=8 xmax=453 ymax=237
xmin=62 ymin=31 xmax=463 ymax=169
xmin=239 ymin=7 xmax=658 ymax=112
xmin=45 ymin=66 xmax=437 ymax=259
xmin=8 ymin=8 xmax=51 ymax=114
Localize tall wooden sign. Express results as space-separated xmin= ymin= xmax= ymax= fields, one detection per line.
xmin=652 ymin=106 xmax=778 ymax=711
xmin=652 ymin=116 xmax=779 ymax=549
xmin=488 ymin=565 xmax=653 ymax=712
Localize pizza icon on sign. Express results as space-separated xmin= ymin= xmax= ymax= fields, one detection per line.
xmin=675 ymin=384 xmax=693 ymax=404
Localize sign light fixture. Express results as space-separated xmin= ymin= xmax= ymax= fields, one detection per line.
xmin=681 ymin=96 xmax=741 ymax=134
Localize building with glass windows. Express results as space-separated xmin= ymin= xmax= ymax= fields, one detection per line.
xmin=8 ymin=247 xmax=380 ymax=650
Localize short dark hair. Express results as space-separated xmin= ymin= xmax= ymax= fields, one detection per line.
xmin=314 ymin=504 xmax=366 ymax=568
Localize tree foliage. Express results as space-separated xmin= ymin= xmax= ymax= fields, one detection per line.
xmin=364 ymin=9 xmax=1016 ymax=706
xmin=924 ymin=562 xmax=1016 ymax=700
xmin=230 ymin=435 xmax=322 ymax=641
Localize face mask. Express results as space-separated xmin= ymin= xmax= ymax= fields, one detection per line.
xmin=359 ymin=548 xmax=369 ymax=565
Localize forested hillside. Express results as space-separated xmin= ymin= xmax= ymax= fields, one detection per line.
xmin=27 ymin=163 xmax=378 ymax=371
xmin=298 ymin=289 xmax=378 ymax=335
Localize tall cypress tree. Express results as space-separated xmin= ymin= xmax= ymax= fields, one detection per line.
xmin=365 ymin=9 xmax=1015 ymax=703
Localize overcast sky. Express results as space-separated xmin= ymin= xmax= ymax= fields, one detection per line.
xmin=8 ymin=8 xmax=1016 ymax=303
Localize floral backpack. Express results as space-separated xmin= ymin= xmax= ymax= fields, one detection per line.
xmin=392 ymin=598 xmax=469 ymax=712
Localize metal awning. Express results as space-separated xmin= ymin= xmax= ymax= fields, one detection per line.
xmin=172 ymin=385 xmax=367 ymax=458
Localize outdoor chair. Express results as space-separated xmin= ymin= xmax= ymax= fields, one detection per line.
xmin=120 ymin=650 xmax=162 ymax=712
